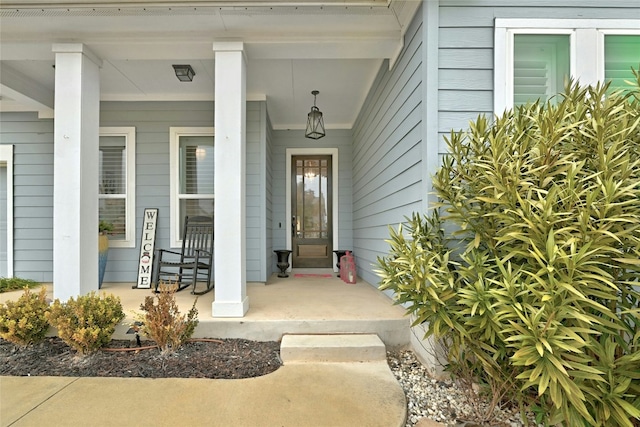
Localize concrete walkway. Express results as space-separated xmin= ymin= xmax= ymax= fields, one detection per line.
xmin=1 ymin=335 xmax=407 ymax=427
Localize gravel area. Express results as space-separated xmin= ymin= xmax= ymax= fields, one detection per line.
xmin=387 ymin=349 xmax=536 ymax=427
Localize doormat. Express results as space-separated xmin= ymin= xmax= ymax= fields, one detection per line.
xmin=293 ymin=273 xmax=333 ymax=278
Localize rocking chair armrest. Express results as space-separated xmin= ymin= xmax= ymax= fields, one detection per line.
xmin=155 ymin=248 xmax=182 ymax=261
xmin=193 ymin=249 xmax=212 ymax=257
xmin=155 ymin=248 xmax=182 ymax=256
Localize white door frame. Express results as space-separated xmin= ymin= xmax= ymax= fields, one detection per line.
xmin=286 ymin=147 xmax=339 ymax=271
xmin=0 ymin=145 xmax=14 ymax=277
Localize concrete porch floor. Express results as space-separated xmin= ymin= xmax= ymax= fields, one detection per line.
xmin=2 ymin=269 xmax=410 ymax=348
xmin=107 ymin=269 xmax=410 ymax=348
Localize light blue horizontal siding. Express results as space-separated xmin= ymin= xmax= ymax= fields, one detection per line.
xmin=0 ymin=112 xmax=54 ymax=282
xmin=101 ymin=100 xmax=265 ymax=283
xmin=439 ymin=112 xmax=492 ymax=133
xmin=13 ymin=186 xmax=52 ymax=197
xmin=439 ymin=27 xmax=493 ymax=48
xmin=352 ymin=3 xmax=424 ymax=287
xmin=100 ymin=101 xmax=214 ymax=283
xmin=439 ymin=48 xmax=493 ymax=69
xmin=439 ymin=70 xmax=493 ymax=90
xmin=437 ymin=0 xmax=639 ymax=158
xmin=439 ymin=90 xmax=493 ymax=112
xmin=12 ymin=153 xmax=53 ymax=165
xmin=353 ymin=126 xmax=421 ymax=212
xmin=13 ymin=196 xmax=52 ymax=207
xmin=1 ymin=101 xmax=265 ymax=284
xmin=245 ymin=102 xmax=267 ymax=282
xmin=352 ymin=1 xmax=622 ymax=286
xmin=265 ymin=107 xmax=274 ymax=278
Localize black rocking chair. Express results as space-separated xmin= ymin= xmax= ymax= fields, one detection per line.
xmin=153 ymin=215 xmax=214 ymax=295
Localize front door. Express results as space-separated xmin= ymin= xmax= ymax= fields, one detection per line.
xmin=291 ymin=155 xmax=332 ymax=268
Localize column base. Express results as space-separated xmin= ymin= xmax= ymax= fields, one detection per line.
xmin=212 ymin=297 xmax=250 ymax=318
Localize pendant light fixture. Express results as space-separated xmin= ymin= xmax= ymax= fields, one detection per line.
xmin=305 ymin=90 xmax=325 ymax=139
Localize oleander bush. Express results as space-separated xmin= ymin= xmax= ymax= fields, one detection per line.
xmin=47 ymin=292 xmax=125 ymax=356
xmin=0 ymin=287 xmax=50 ymax=347
xmin=377 ymin=75 xmax=640 ymax=426
xmin=138 ymin=282 xmax=198 ymax=356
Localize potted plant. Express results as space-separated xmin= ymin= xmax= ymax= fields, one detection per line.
xmin=98 ymin=220 xmax=113 ymax=289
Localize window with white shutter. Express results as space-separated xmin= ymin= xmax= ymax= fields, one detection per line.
xmin=605 ymin=35 xmax=640 ymax=93
xmin=170 ymin=127 xmax=214 ymax=247
xmin=513 ymin=34 xmax=570 ymax=107
xmin=495 ymin=20 xmax=639 ymax=115
xmin=99 ymin=127 xmax=136 ymax=247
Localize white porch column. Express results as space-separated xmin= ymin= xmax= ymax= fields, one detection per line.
xmin=212 ymin=41 xmax=249 ymax=317
xmin=52 ymin=44 xmax=102 ymax=301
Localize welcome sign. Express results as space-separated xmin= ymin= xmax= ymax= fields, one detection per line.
xmin=135 ymin=208 xmax=158 ymax=289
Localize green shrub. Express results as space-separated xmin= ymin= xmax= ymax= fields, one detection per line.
xmin=0 ymin=277 xmax=40 ymax=293
xmin=377 ymin=75 xmax=640 ymax=426
xmin=47 ymin=292 xmax=125 ymax=356
xmin=0 ymin=287 xmax=50 ymax=347
xmin=98 ymin=220 xmax=113 ymax=234
xmin=138 ymin=282 xmax=198 ymax=356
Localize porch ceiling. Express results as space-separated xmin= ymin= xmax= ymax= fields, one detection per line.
xmin=0 ymin=0 xmax=421 ymax=129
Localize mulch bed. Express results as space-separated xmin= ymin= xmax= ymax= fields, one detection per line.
xmin=0 ymin=337 xmax=282 ymax=379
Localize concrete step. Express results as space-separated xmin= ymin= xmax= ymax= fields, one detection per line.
xmin=280 ymin=334 xmax=387 ymax=363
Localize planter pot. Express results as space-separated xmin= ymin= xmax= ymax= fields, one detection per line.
xmin=333 ymin=250 xmax=349 ymax=277
xmin=98 ymin=233 xmax=109 ymax=289
xmin=273 ymin=249 xmax=292 ymax=278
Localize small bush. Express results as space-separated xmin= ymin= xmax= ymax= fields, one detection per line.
xmin=98 ymin=220 xmax=113 ymax=234
xmin=47 ymin=292 xmax=125 ymax=356
xmin=0 ymin=287 xmax=50 ymax=347
xmin=0 ymin=277 xmax=40 ymax=293
xmin=138 ymin=282 xmax=198 ymax=356
xmin=377 ymin=76 xmax=640 ymax=426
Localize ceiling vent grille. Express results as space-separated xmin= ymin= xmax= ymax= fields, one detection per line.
xmin=219 ymin=6 xmax=391 ymax=17
xmin=0 ymin=7 xmax=218 ymax=18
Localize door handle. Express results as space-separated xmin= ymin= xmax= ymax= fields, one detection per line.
xmin=292 ymin=216 xmax=296 ymax=237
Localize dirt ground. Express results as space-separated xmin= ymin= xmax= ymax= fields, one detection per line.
xmin=0 ymin=337 xmax=282 ymax=379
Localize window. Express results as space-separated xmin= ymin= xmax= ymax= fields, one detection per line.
xmin=495 ymin=19 xmax=640 ymax=113
xmin=170 ymin=127 xmax=214 ymax=247
xmin=513 ymin=34 xmax=570 ymax=107
xmin=99 ymin=127 xmax=136 ymax=248
xmin=605 ymin=34 xmax=640 ymax=93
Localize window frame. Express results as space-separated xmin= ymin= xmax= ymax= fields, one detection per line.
xmin=494 ymin=19 xmax=640 ymax=114
xmin=99 ymin=127 xmax=136 ymax=248
xmin=169 ymin=127 xmax=215 ymax=248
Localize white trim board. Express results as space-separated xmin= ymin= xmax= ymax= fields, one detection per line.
xmin=495 ymin=19 xmax=640 ymax=30
xmin=285 ymin=147 xmax=340 ymax=272
xmin=0 ymin=145 xmax=14 ymax=277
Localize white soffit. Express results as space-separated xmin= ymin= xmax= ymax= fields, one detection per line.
xmin=0 ymin=1 xmax=421 ymax=129
xmin=0 ymin=62 xmax=54 ymax=118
